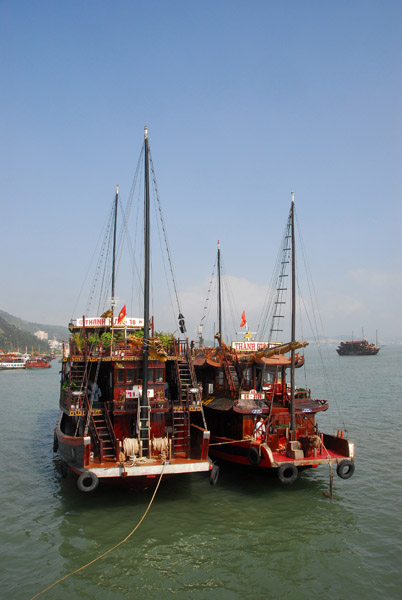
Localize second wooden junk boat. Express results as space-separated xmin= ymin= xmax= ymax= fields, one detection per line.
xmin=193 ymin=195 xmax=355 ymax=485
xmin=336 ymin=339 xmax=380 ymax=355
xmin=54 ymin=127 xmax=212 ymax=492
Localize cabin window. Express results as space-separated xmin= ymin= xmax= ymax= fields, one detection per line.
xmin=117 ymin=369 xmax=125 ymax=384
xmin=263 ymin=371 xmax=274 ymax=384
xmin=156 ymin=368 xmax=164 ymax=382
xmin=243 ymin=367 xmax=252 ymax=386
xmin=218 ymin=371 xmax=224 ymax=385
xmin=147 ymin=368 xmax=154 ymax=382
xmin=126 ymin=368 xmax=135 ymax=383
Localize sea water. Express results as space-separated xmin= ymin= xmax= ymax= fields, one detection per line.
xmin=1 ymin=346 xmax=401 ymax=600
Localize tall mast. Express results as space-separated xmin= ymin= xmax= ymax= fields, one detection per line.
xmin=111 ymin=185 xmax=119 ymax=307
xmin=290 ymin=191 xmax=296 ymax=436
xmin=217 ymin=240 xmax=222 ymax=346
xmin=141 ymin=126 xmax=150 ymax=456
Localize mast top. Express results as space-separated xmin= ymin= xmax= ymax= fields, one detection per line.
xmin=218 ymin=239 xmax=220 ymax=249
xmin=116 ymin=184 xmax=119 ymax=194
xmin=291 ymin=190 xmax=294 ymax=204
xmin=144 ymin=125 xmax=148 ymax=139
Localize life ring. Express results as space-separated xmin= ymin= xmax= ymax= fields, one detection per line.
xmin=248 ymin=446 xmax=261 ymax=466
xmin=336 ymin=459 xmax=355 ymax=480
xmin=209 ymin=464 xmax=219 ymax=486
xmin=53 ymin=433 xmax=58 ymax=453
xmin=77 ymin=471 xmax=99 ymax=492
xmin=278 ymin=463 xmax=298 ymax=484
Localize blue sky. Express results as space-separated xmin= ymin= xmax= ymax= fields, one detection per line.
xmin=1 ymin=0 xmax=401 ymax=343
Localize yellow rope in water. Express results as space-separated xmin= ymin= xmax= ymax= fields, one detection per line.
xmin=31 ymin=462 xmax=166 ymax=600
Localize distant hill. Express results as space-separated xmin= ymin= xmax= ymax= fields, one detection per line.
xmin=0 ymin=310 xmax=69 ymax=352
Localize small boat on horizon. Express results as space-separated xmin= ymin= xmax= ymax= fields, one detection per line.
xmin=336 ymin=339 xmax=380 ymax=356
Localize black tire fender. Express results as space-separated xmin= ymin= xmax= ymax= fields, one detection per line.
xmin=55 ymin=458 xmax=67 ymax=478
xmin=278 ymin=463 xmax=298 ymax=484
xmin=337 ymin=459 xmax=355 ymax=480
xmin=53 ymin=433 xmax=58 ymax=453
xmin=248 ymin=446 xmax=261 ymax=466
xmin=77 ymin=471 xmax=99 ymax=493
xmin=209 ymin=464 xmax=219 ymax=486
xmin=60 ymin=460 xmax=67 ymax=478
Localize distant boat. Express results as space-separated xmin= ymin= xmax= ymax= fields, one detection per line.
xmin=336 ymin=339 xmax=380 ymax=356
xmin=0 ymin=352 xmax=30 ymax=370
xmin=25 ymin=357 xmax=52 ymax=369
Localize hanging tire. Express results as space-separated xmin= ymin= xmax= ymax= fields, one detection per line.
xmin=77 ymin=471 xmax=99 ymax=492
xmin=53 ymin=433 xmax=58 ymax=453
xmin=337 ymin=460 xmax=355 ymax=480
xmin=278 ymin=463 xmax=298 ymax=485
xmin=55 ymin=458 xmax=67 ymax=478
xmin=248 ymin=446 xmax=261 ymax=466
xmin=209 ymin=464 xmax=219 ymax=486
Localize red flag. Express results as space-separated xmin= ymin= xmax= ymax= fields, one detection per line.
xmin=240 ymin=311 xmax=247 ymax=328
xmin=117 ymin=305 xmax=126 ymax=324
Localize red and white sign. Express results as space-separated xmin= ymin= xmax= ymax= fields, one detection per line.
xmin=72 ymin=317 xmax=144 ymax=328
xmin=126 ymin=386 xmax=154 ymax=399
xmin=240 ymin=392 xmax=265 ymax=400
xmin=231 ymin=341 xmax=281 ymax=352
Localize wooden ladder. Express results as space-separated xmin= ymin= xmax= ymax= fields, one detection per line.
xmin=172 ymin=407 xmax=190 ymax=457
xmin=91 ymin=412 xmax=116 ymax=460
xmin=137 ymin=399 xmax=151 ymax=456
xmin=222 ymin=354 xmax=238 ymax=397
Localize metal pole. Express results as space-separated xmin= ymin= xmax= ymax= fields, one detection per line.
xmin=141 ymin=126 xmax=150 ymax=454
xmin=290 ymin=192 xmax=296 ymax=436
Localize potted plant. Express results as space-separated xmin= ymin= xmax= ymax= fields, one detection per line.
xmin=72 ymin=332 xmax=85 ymax=354
xmin=100 ymin=331 xmax=112 ymax=346
xmin=88 ymin=333 xmax=101 ymax=346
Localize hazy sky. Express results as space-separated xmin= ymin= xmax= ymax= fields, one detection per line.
xmin=1 ymin=0 xmax=401 ymax=343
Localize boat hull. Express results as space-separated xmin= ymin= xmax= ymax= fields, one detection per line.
xmin=209 ymin=433 xmax=354 ymax=475
xmin=54 ymin=412 xmax=212 ymax=491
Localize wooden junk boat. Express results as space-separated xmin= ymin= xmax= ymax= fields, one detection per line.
xmin=0 ymin=351 xmax=30 ymax=370
xmin=193 ymin=195 xmax=355 ymax=485
xmin=25 ymin=357 xmax=52 ymax=369
xmin=54 ymin=127 xmax=212 ymax=492
xmin=336 ymin=339 xmax=380 ymax=356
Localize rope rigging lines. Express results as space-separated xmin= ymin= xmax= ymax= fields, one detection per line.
xmin=71 ymin=137 xmax=184 ymax=331
xmin=149 ymin=148 xmax=184 ymax=323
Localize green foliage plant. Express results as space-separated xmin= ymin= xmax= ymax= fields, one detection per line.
xmin=155 ymin=331 xmax=174 ymax=345
xmin=100 ymin=331 xmax=112 ymax=346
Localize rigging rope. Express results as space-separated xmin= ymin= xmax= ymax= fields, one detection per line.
xmin=30 ymin=462 xmax=167 ymax=600
xmin=149 ymin=149 xmax=183 ymax=319
xmin=294 ymin=212 xmax=346 ymax=431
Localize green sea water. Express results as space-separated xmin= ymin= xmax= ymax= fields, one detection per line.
xmin=1 ymin=346 xmax=401 ymax=600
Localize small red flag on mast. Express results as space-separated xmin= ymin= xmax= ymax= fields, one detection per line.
xmin=240 ymin=311 xmax=247 ymax=328
xmin=117 ymin=305 xmax=126 ymax=324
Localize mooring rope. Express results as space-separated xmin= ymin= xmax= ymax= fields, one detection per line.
xmin=31 ymin=461 xmax=167 ymax=599
xmin=209 ymin=436 xmax=254 ymax=446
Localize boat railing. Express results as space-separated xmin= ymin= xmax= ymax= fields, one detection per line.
xmin=60 ymin=389 xmax=85 ymax=412
xmin=190 ymin=423 xmax=211 ymax=460
xmin=172 ymin=338 xmax=187 ymax=358
xmin=108 ymin=398 xmax=168 ymax=413
xmin=69 ymin=337 xmax=146 ymax=359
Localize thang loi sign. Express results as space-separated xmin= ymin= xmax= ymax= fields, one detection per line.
xmin=231 ymin=341 xmax=280 ymax=352
xmin=71 ymin=317 xmax=144 ymax=328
